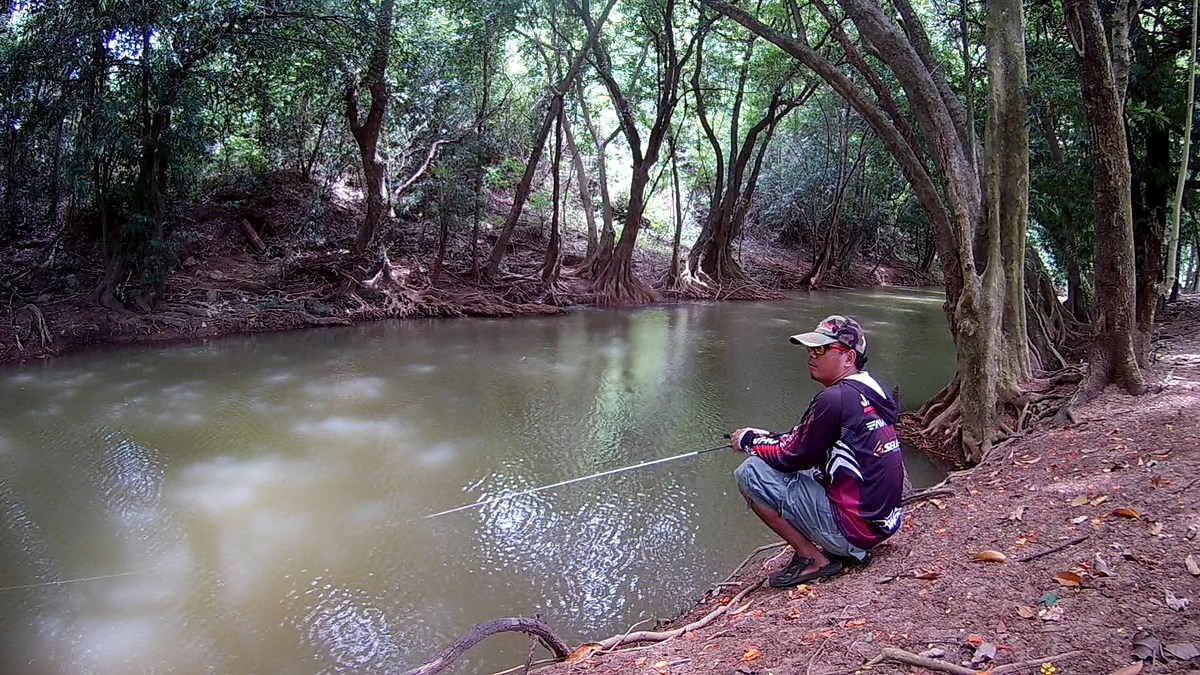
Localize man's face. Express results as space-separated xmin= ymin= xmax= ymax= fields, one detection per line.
xmin=807 ymin=344 xmax=857 ymax=386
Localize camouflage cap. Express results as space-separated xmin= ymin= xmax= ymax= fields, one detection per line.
xmin=789 ymin=315 xmax=867 ymax=355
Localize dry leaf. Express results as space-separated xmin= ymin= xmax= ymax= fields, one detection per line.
xmin=653 ymin=660 xmax=669 ymax=675
xmin=996 ymin=620 xmax=1007 ymax=634
xmin=1093 ymin=553 xmax=1115 ymax=577
xmin=1165 ymin=642 xmax=1200 ymax=660
xmin=1112 ymin=507 xmax=1140 ymax=519
xmin=742 ymin=647 xmax=761 ymax=662
xmin=1016 ymin=604 xmax=1038 ymax=619
xmin=1165 ymin=589 xmax=1190 ymax=611
xmin=1071 ymin=515 xmax=1089 ymax=525
xmin=729 ymin=601 xmax=754 ymax=615
xmin=634 ymin=657 xmax=647 ymax=666
xmin=919 ymin=647 xmax=946 ymax=658
xmin=1107 ymin=663 xmax=1144 ymax=675
xmin=929 ymin=498 xmax=946 ymax=509
xmin=845 ymin=618 xmax=868 ymax=628
xmin=1186 ymin=554 xmax=1200 ymax=576
xmin=913 ymin=569 xmax=941 ymax=580
xmin=1039 ymin=605 xmax=1065 ymax=621
xmin=1054 ymin=571 xmax=1083 ymax=587
xmin=1149 ymin=521 xmax=1163 ymax=537
xmin=1069 ymin=495 xmax=1090 ymax=507
xmin=974 ymin=550 xmax=1008 ymax=563
xmin=1009 ymin=505 xmax=1026 ymax=521
xmin=1090 ymin=494 xmax=1109 ymax=506
xmin=566 ymin=643 xmax=602 ymax=663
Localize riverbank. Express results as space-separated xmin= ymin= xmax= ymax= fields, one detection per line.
xmin=525 ymin=294 xmax=1200 ymax=675
xmin=0 ymin=172 xmax=934 ymax=368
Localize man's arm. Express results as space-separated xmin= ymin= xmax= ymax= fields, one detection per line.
xmin=732 ymin=387 xmax=844 ymax=472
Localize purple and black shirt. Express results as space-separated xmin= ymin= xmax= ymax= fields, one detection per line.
xmin=736 ymin=372 xmax=904 ymax=549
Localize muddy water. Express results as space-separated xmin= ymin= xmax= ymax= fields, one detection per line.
xmin=0 ymin=289 xmax=953 ymax=673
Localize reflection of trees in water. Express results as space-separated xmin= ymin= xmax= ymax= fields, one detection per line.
xmin=287 ymin=574 xmax=424 ymax=673
xmin=475 ymin=478 xmax=697 ymax=635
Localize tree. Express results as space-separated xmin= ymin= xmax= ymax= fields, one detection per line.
xmin=699 ymin=0 xmax=1032 ymax=462
xmin=1064 ymin=0 xmax=1147 ymax=400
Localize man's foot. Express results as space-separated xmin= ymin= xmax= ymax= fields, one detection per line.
xmin=831 ymin=551 xmax=872 ymax=567
xmin=768 ymin=552 xmax=844 ymax=588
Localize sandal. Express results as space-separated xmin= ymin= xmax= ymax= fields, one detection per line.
xmin=769 ymin=552 xmax=844 ymax=588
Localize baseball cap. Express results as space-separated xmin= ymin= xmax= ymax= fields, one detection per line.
xmin=789 ymin=314 xmax=867 ymax=355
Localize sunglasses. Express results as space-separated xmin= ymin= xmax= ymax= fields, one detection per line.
xmin=808 ymin=344 xmax=851 ymax=356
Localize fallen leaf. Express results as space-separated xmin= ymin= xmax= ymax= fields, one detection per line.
xmin=1009 ymin=505 xmax=1026 ymax=521
xmin=634 ymin=656 xmax=647 ymax=666
xmin=1015 ymin=537 xmax=1029 ymax=546
xmin=974 ymin=550 xmax=1008 ymax=563
xmin=1108 ymin=662 xmax=1144 ymax=675
xmin=1053 ymin=571 xmax=1083 ymax=587
xmin=1186 ymin=554 xmax=1200 ymax=576
xmin=1113 ymin=507 xmax=1141 ymax=519
xmin=1090 ymin=494 xmax=1109 ymax=506
xmin=1165 ymin=589 xmax=1190 ymax=611
xmin=996 ymin=620 xmax=1008 ymax=634
xmin=1165 ymin=642 xmax=1200 ymax=660
xmin=1039 ymin=605 xmax=1065 ymax=621
xmin=1069 ymin=495 xmax=1090 ymax=507
xmin=742 ymin=647 xmax=761 ymax=662
xmin=1016 ymin=604 xmax=1038 ymax=619
xmin=729 ymin=601 xmax=754 ymax=615
xmin=653 ymin=659 xmax=669 ymax=674
xmin=929 ymin=498 xmax=946 ymax=509
xmin=918 ymin=647 xmax=946 ymax=659
xmin=966 ymin=634 xmax=984 ymax=645
xmin=683 ymin=631 xmax=694 ymax=639
xmin=845 ymin=618 xmax=867 ymax=628
xmin=1093 ymin=553 xmax=1115 ymax=577
xmin=1014 ymin=456 xmax=1041 ymax=465
xmin=970 ymin=641 xmax=997 ymax=665
xmin=566 ymin=643 xmax=602 ymax=662
xmin=1070 ymin=515 xmax=1089 ymax=525
xmin=1149 ymin=521 xmax=1163 ymax=537
xmin=1132 ymin=632 xmax=1164 ymax=661
xmin=913 ymin=569 xmax=941 ymax=580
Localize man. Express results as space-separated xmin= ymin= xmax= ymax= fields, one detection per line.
xmin=730 ymin=314 xmax=904 ymax=587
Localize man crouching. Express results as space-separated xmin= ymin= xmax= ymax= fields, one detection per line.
xmin=730 ymin=315 xmax=904 ymax=587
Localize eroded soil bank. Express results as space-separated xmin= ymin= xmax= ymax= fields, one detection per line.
xmin=526 ymin=297 xmax=1200 ymax=675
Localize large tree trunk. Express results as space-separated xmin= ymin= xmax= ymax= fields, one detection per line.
xmin=348 ymin=0 xmax=395 ymax=255
xmin=1065 ymin=0 xmax=1146 ymax=400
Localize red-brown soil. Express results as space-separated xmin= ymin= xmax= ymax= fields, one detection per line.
xmin=530 ymin=296 xmax=1200 ymax=675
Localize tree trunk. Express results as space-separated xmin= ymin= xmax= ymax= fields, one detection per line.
xmin=1165 ymin=0 xmax=1197 ymax=298
xmin=1065 ymin=0 xmax=1146 ymax=400
xmin=541 ymin=106 xmax=563 ymax=285
xmin=486 ymin=0 xmax=617 ymax=278
xmin=1132 ymin=126 xmax=1169 ymax=363
xmin=348 ymin=0 xmax=396 ymax=255
xmin=562 ymin=112 xmax=597 ymax=259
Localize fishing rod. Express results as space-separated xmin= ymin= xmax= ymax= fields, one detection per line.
xmin=423 ymin=441 xmax=730 ymax=520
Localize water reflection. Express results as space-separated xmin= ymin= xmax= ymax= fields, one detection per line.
xmin=0 ymin=289 xmax=955 ymax=673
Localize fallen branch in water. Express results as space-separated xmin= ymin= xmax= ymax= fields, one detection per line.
xmin=399 ymin=616 xmax=569 ymax=675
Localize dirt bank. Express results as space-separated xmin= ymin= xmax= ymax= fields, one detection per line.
xmin=519 ymin=296 xmax=1200 ymax=675
xmin=0 ymin=173 xmax=934 ymax=368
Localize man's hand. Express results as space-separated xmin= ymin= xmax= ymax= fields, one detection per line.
xmin=730 ymin=427 xmax=770 ymax=452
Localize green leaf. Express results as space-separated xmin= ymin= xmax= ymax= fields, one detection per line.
xmin=1039 ymin=592 xmax=1058 ymax=606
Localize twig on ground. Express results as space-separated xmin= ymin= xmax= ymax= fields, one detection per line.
xmin=902 ymin=488 xmax=955 ymax=505
xmin=1018 ymin=535 xmax=1090 ymax=563
xmin=591 ymin=581 xmax=764 ymax=652
xmin=806 ymin=634 xmax=834 ymax=675
xmin=863 ymin=647 xmax=1088 ymax=674
xmin=719 ymin=541 xmax=788 ymax=585
xmin=1176 ymin=476 xmax=1199 ymax=494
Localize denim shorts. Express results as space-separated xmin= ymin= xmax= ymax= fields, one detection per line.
xmin=734 ymin=456 xmax=867 ymax=561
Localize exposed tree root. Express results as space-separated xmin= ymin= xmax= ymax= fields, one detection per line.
xmin=585 ymin=580 xmax=763 ymax=654
xmin=863 ymin=647 xmax=1088 ymax=674
xmin=399 ymin=616 xmax=570 ymax=675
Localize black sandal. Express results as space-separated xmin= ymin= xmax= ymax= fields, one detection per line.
xmin=769 ymin=553 xmax=844 ymax=588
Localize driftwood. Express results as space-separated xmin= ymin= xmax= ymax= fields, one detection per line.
xmin=864 ymin=646 xmax=1088 ymax=674
xmin=399 ymin=616 xmax=570 ymax=675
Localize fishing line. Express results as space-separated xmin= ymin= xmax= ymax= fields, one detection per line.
xmin=424 ymin=442 xmax=729 ymax=520
xmin=0 ymin=570 xmax=145 ymax=593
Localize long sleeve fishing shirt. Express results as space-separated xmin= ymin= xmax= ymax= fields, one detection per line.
xmin=734 ymin=371 xmax=905 ymax=549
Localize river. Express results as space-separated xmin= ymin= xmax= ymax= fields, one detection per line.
xmin=0 ymin=288 xmax=954 ymax=673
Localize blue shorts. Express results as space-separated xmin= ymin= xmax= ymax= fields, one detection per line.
xmin=734 ymin=456 xmax=867 ymax=561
